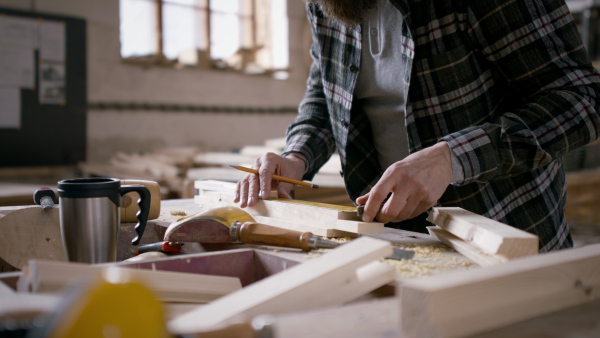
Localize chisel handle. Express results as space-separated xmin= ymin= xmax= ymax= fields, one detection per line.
xmin=230 ymin=221 xmax=314 ymax=251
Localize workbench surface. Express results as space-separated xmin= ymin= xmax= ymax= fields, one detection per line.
xmin=155 ymin=199 xmax=600 ymax=338
xmin=2 ymin=198 xmax=598 ymax=337
xmin=155 ymin=199 xmax=477 ymax=280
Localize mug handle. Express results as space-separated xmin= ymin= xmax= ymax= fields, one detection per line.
xmin=119 ymin=184 xmax=151 ymax=245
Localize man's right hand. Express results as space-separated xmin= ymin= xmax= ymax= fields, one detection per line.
xmin=234 ymin=152 xmax=306 ymax=207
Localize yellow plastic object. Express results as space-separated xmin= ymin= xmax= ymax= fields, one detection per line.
xmin=47 ymin=269 xmax=170 ymax=338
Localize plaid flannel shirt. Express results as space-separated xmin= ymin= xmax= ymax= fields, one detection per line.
xmin=282 ymin=0 xmax=600 ymax=252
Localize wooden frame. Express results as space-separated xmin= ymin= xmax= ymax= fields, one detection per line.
xmin=168 ymin=237 xmax=394 ymax=334
xmin=399 ymin=243 xmax=600 ymax=337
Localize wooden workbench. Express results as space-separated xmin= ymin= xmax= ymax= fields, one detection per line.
xmin=1 ymin=198 xmax=599 ymax=337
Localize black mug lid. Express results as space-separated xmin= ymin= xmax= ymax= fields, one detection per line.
xmin=58 ymin=178 xmax=121 ymax=200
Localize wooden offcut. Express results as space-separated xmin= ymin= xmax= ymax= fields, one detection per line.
xmin=0 ymin=206 xmax=65 ymax=270
xmin=427 ymin=207 xmax=539 ymax=258
xmin=168 ymin=237 xmax=394 ymax=334
xmin=399 ymin=243 xmax=600 ymax=337
xmin=18 ymin=260 xmax=242 ymax=304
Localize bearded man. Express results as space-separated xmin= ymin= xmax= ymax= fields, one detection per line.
xmin=235 ymin=0 xmax=600 ymax=252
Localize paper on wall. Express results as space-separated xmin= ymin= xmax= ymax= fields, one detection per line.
xmin=0 ymin=87 xmax=21 ymax=129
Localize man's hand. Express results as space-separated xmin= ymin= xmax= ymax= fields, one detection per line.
xmin=355 ymin=142 xmax=454 ymax=223
xmin=234 ymin=152 xmax=306 ymax=207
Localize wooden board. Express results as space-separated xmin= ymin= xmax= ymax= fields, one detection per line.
xmin=195 ymin=188 xmax=384 ymax=235
xmin=253 ymin=215 xmax=356 ymax=238
xmin=18 ymin=259 xmax=242 ymax=304
xmin=168 ymin=237 xmax=394 ymax=334
xmin=399 ymin=243 xmax=600 ymax=337
xmin=0 ymin=293 xmax=60 ymax=316
xmin=267 ymin=297 xmax=400 ymax=338
xmin=0 ymin=205 xmax=65 ymax=270
xmin=427 ymin=207 xmax=538 ymax=258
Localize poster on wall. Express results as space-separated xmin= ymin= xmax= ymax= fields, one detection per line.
xmin=39 ymin=60 xmax=66 ymax=105
xmin=0 ymin=44 xmax=35 ymax=89
xmin=39 ymin=20 xmax=66 ymax=105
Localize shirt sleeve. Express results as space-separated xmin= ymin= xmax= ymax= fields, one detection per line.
xmin=440 ymin=0 xmax=600 ymax=184
xmin=281 ymin=5 xmax=337 ymax=180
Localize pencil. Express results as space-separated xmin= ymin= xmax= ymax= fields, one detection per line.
xmin=229 ymin=165 xmax=319 ymax=189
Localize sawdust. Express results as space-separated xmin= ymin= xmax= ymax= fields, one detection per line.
xmin=385 ymin=243 xmax=474 ymax=279
xmin=325 ymin=237 xmax=475 ymax=279
xmin=170 ymin=210 xmax=187 ymax=216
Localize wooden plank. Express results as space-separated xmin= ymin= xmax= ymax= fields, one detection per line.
xmin=168 ymin=237 xmax=394 ymax=334
xmin=253 ymin=215 xmax=356 ymax=238
xmin=427 ymin=207 xmax=538 ymax=258
xmin=195 ymin=188 xmax=384 ymax=235
xmin=399 ymin=243 xmax=600 ymax=338
xmin=0 ymin=205 xmax=65 ymax=270
xmin=0 ymin=293 xmax=60 ymax=316
xmin=268 ymin=297 xmax=400 ymax=338
xmin=18 ymin=260 xmax=242 ymax=304
xmin=428 ymin=226 xmax=505 ymax=266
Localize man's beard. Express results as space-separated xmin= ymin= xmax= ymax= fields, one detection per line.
xmin=307 ymin=0 xmax=377 ymax=27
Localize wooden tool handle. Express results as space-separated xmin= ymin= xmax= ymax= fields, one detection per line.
xmin=236 ymin=222 xmax=313 ymax=251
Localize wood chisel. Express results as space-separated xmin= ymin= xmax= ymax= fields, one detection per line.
xmin=230 ymin=221 xmax=414 ymax=260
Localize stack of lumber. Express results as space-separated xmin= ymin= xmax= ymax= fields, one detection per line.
xmin=78 ymin=146 xmax=201 ymax=198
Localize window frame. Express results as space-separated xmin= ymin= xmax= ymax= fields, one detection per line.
xmin=120 ymin=0 xmax=287 ymax=74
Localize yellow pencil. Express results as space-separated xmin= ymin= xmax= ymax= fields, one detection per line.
xmin=229 ymin=165 xmax=319 ymax=189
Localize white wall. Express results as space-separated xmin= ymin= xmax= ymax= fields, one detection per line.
xmin=0 ymin=0 xmax=311 ymax=162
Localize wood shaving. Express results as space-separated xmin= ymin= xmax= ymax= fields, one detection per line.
xmin=325 ymin=237 xmax=475 ymax=279
xmin=385 ymin=243 xmax=474 ymax=279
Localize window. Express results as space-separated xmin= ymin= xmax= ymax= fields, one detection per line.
xmin=119 ymin=0 xmax=289 ymax=78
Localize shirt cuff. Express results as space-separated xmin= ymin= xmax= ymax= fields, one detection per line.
xmin=450 ymin=146 xmax=465 ymax=183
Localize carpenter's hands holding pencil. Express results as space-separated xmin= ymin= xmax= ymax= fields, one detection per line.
xmin=234 ymin=152 xmax=308 ymax=207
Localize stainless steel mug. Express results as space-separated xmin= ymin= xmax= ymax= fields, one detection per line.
xmin=57 ymin=178 xmax=151 ymax=263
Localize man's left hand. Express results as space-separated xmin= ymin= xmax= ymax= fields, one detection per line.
xmin=355 ymin=142 xmax=454 ymax=223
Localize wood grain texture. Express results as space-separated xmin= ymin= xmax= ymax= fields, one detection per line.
xmin=399 ymin=243 xmax=600 ymax=338
xmin=195 ymin=182 xmax=384 ymax=235
xmin=427 ymin=207 xmax=539 ymax=258
xmin=0 ymin=206 xmax=65 ymax=270
xmin=269 ymin=297 xmax=400 ymax=338
xmin=168 ymin=237 xmax=394 ymax=334
xmin=18 ymin=260 xmax=242 ymax=304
